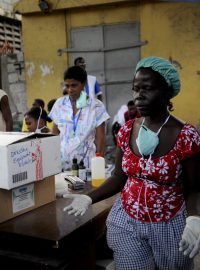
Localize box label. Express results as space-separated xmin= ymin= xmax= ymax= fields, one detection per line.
xmin=10 ymin=146 xmax=32 ymax=168
xmin=30 ymin=139 xmax=43 ymax=180
xmin=12 ymin=183 xmax=35 ymax=213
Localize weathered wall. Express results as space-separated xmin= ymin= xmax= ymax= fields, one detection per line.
xmin=141 ymin=2 xmax=200 ymax=125
xmin=20 ymin=2 xmax=139 ymax=110
xmin=16 ymin=0 xmax=200 ymax=126
xmin=1 ymin=52 xmax=27 ymax=130
xmin=0 ymin=0 xmax=24 ymax=130
xmin=0 ymin=0 xmax=19 ymax=13
xmin=22 ymin=12 xmax=67 ymax=108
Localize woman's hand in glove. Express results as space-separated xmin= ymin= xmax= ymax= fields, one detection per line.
xmin=55 ymin=173 xmax=69 ymax=197
xmin=179 ymin=216 xmax=200 ymax=258
xmin=63 ymin=194 xmax=92 ymax=216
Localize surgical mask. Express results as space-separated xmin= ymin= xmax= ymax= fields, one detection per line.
xmin=136 ymin=115 xmax=170 ymax=157
xmin=35 ymin=107 xmax=46 ymax=133
xmin=35 ymin=126 xmax=47 ymax=133
xmin=76 ymin=91 xmax=87 ymax=109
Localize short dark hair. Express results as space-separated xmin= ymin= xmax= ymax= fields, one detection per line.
xmin=127 ymin=100 xmax=135 ymax=107
xmin=63 ymin=66 xmax=87 ymax=83
xmin=47 ymin=99 xmax=56 ymax=112
xmin=74 ymin=57 xmax=85 ymax=66
xmin=25 ymin=106 xmax=49 ymax=122
xmin=32 ymin=98 xmax=45 ymax=109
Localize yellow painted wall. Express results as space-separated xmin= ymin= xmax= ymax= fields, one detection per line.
xmin=20 ymin=2 xmax=139 ymax=109
xmin=17 ymin=0 xmax=200 ymax=125
xmin=22 ymin=12 xmax=68 ymax=108
xmin=68 ymin=4 xmax=139 ymax=27
xmin=140 ymin=3 xmax=200 ymax=125
xmin=15 ymin=0 xmax=134 ymax=14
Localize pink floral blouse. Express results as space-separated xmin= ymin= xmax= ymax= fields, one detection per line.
xmin=117 ymin=120 xmax=200 ymax=222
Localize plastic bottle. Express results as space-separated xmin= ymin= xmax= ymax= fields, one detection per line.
xmin=78 ymin=160 xmax=86 ymax=181
xmin=71 ymin=158 xmax=79 ymax=176
xmin=91 ymin=152 xmax=105 ymax=187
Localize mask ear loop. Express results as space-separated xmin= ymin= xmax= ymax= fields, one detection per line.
xmin=156 ymin=114 xmax=170 ymax=135
xmin=35 ymin=106 xmax=42 ymax=133
xmin=144 ymin=114 xmax=171 ymax=159
xmin=137 ymin=118 xmax=145 ymax=158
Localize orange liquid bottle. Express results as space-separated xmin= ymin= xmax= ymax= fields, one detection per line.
xmin=91 ymin=152 xmax=105 ymax=188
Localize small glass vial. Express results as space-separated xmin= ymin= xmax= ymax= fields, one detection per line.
xmin=78 ymin=160 xmax=87 ymax=181
xmin=71 ymin=158 xmax=79 ymax=176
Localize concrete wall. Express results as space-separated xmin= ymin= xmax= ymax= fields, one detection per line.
xmin=0 ymin=0 xmax=19 ymax=12
xmin=0 ymin=0 xmax=25 ymax=130
xmin=17 ymin=2 xmax=139 ymax=111
xmin=1 ymin=52 xmax=27 ymax=129
xmin=22 ymin=12 xmax=68 ymax=109
xmin=0 ymin=0 xmax=20 ymax=19
xmin=141 ymin=2 xmax=200 ymax=125
xmin=15 ymin=0 xmax=200 ymax=126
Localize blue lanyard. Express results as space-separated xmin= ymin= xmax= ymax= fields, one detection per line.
xmin=70 ymin=98 xmax=82 ymax=134
xmin=72 ymin=108 xmax=82 ymax=134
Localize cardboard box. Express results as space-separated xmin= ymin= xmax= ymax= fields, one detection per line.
xmin=0 ymin=132 xmax=62 ymax=189
xmin=0 ymin=175 xmax=56 ymax=223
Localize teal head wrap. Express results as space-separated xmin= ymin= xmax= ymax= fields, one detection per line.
xmin=135 ymin=56 xmax=180 ymax=98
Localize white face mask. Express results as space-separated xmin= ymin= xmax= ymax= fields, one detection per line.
xmin=76 ymin=91 xmax=87 ymax=109
xmin=136 ymin=125 xmax=159 ymax=156
xmin=136 ymin=115 xmax=170 ymax=157
xmin=35 ymin=126 xmax=47 ymax=133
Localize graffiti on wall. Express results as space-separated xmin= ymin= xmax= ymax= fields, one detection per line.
xmin=26 ymin=62 xmax=35 ymax=78
xmin=40 ymin=64 xmax=54 ymax=85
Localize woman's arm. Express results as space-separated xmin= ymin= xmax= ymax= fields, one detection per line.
xmin=182 ymin=153 xmax=200 ymax=216
xmin=95 ymin=122 xmax=106 ymax=156
xmin=179 ymin=152 xmax=200 ymax=258
xmin=62 ymin=147 xmax=127 ymax=216
xmin=1 ymin=95 xmax=13 ymax=131
xmin=87 ymin=147 xmax=128 ymax=203
xmin=51 ymin=123 xmax=60 ymax=135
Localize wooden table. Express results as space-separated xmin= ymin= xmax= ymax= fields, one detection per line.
xmin=0 ymin=183 xmax=118 ymax=269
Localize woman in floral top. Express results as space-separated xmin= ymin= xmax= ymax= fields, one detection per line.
xmin=63 ymin=57 xmax=200 ymax=270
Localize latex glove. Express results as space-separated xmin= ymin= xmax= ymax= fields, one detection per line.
xmin=55 ymin=173 xmax=69 ymax=197
xmin=63 ymin=194 xmax=92 ymax=216
xmin=179 ymin=216 xmax=200 ymax=258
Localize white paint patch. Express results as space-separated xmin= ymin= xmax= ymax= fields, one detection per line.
xmin=26 ymin=62 xmax=35 ymax=78
xmin=40 ymin=64 xmax=54 ymax=77
xmin=40 ymin=78 xmax=46 ymax=86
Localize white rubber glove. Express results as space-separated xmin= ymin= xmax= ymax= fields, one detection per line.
xmin=63 ymin=194 xmax=92 ymax=216
xmin=179 ymin=216 xmax=200 ymax=258
xmin=55 ymin=173 xmax=69 ymax=197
